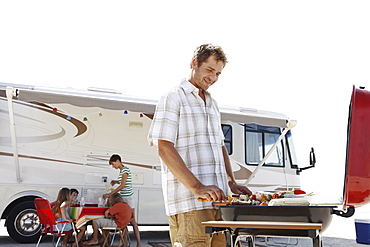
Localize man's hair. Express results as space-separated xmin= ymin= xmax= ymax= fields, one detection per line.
xmin=191 ymin=44 xmax=228 ymax=68
xmin=109 ymin=154 xmax=121 ymax=164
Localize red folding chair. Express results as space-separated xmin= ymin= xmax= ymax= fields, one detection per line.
xmin=34 ymin=198 xmax=79 ymax=247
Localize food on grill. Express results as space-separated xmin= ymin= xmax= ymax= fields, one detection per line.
xmin=268 ymin=198 xmax=310 ymax=206
xmin=293 ymin=189 xmax=306 ymax=195
xmin=228 ymin=190 xmax=312 ymax=206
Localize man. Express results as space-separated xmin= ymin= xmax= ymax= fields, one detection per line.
xmin=148 ymin=44 xmax=252 ymax=246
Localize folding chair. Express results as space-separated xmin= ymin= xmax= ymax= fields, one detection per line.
xmin=34 ymin=198 xmax=79 ymax=247
xmin=100 ymin=226 xmax=129 ymax=247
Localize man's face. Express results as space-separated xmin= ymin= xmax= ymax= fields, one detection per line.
xmin=191 ymin=55 xmax=225 ymax=91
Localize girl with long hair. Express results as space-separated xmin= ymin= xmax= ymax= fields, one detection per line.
xmin=53 ymin=187 xmax=74 ymax=247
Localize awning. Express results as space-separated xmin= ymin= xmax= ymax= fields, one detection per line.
xmin=2 ymin=82 xmax=290 ymax=128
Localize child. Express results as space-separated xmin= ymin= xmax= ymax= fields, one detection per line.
xmin=53 ymin=188 xmax=74 ymax=247
xmin=83 ymin=193 xmax=133 ymax=245
xmin=50 ymin=188 xmax=79 ymax=207
xmin=103 ymin=154 xmax=141 ymax=247
xmin=70 ymin=188 xmax=79 ymax=206
xmin=69 ymin=188 xmax=87 ymax=247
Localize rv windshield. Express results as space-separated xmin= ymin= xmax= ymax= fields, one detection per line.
xmin=244 ymin=124 xmax=284 ymax=167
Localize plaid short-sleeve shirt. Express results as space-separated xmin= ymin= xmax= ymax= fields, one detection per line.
xmin=148 ymin=79 xmax=228 ymax=216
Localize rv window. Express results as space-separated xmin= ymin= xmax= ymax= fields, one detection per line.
xmin=222 ymin=124 xmax=233 ymax=155
xmin=286 ymin=130 xmax=298 ymax=168
xmin=244 ymin=124 xmax=284 ymax=167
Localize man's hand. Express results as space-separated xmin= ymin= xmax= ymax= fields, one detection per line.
xmin=195 ymin=184 xmax=227 ymax=202
xmin=223 ymin=146 xmax=252 ymax=196
xmin=228 ymin=181 xmax=252 ymax=196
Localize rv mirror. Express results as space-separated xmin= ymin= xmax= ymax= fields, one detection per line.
xmin=309 ymin=147 xmax=316 ymax=166
xmin=296 ymin=147 xmax=316 ymax=175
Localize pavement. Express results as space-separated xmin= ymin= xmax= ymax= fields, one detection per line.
xmin=0 ymin=228 xmax=169 ymax=247
xmin=0 ymin=228 xmax=364 ymax=247
xmin=0 ymin=231 xmax=364 ymax=247
xmin=1 ymin=208 xmax=368 ymax=247
xmin=239 ymin=236 xmax=362 ymax=246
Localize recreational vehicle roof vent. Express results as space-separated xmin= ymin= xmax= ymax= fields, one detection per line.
xmin=87 ymin=87 xmax=122 ymax=94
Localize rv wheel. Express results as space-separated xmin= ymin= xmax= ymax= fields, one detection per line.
xmin=6 ymin=201 xmax=40 ymax=243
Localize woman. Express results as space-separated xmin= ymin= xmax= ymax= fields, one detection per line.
xmin=102 ymin=154 xmax=141 ymax=247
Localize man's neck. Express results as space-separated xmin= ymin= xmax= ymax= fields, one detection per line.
xmin=198 ymin=89 xmax=206 ymax=102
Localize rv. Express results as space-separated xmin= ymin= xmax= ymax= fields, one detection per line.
xmin=0 ymin=82 xmax=308 ymax=243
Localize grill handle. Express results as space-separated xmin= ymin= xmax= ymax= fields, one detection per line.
xmin=333 ymin=206 xmax=355 ymax=218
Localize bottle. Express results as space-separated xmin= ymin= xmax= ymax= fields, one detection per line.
xmin=98 ymin=197 xmax=103 ymax=207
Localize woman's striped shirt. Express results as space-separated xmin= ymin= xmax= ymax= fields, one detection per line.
xmin=118 ymin=166 xmax=134 ymax=197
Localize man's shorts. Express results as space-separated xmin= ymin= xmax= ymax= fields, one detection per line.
xmin=169 ymin=208 xmax=226 ymax=247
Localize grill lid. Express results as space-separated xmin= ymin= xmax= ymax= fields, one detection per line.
xmin=343 ymin=86 xmax=370 ymax=208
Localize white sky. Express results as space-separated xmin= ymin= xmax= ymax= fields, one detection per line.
xmin=1 ymin=1 xmax=370 ymax=203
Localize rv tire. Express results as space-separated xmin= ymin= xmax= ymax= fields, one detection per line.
xmin=7 ymin=201 xmax=40 ymax=243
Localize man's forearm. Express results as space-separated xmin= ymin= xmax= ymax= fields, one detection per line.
xmin=222 ymin=146 xmax=236 ymax=184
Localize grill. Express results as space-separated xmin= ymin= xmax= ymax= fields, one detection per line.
xmin=209 ymin=86 xmax=370 ymax=246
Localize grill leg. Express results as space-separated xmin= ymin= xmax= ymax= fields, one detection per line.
xmin=312 ymin=235 xmax=322 ymax=247
xmin=233 ymin=235 xmax=255 ymax=247
xmin=311 ymin=230 xmax=322 ymax=247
